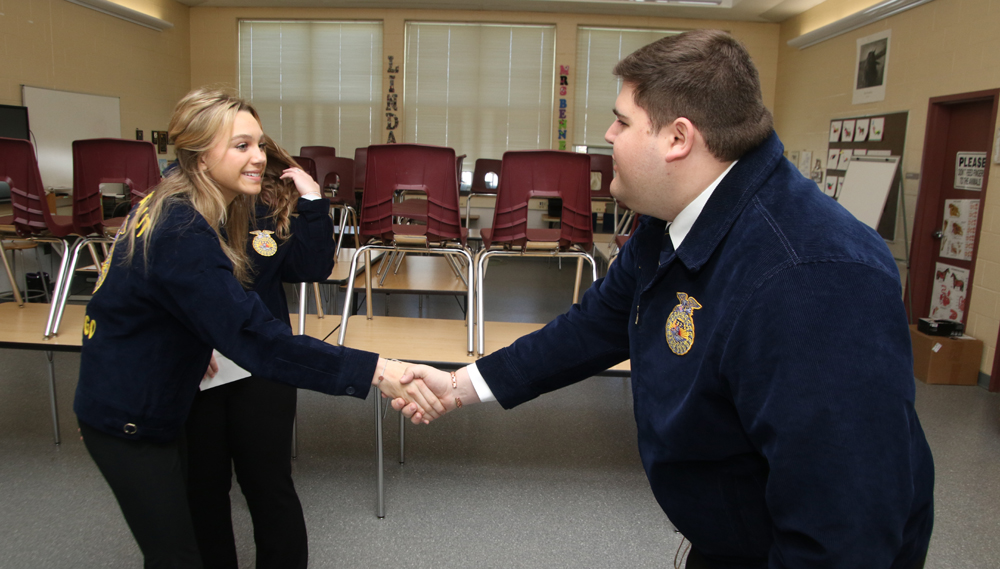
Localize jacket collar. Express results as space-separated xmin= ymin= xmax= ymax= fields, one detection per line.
xmin=674 ymin=131 xmax=783 ymax=272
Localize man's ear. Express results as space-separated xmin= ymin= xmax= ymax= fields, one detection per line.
xmin=662 ymin=118 xmax=695 ymax=163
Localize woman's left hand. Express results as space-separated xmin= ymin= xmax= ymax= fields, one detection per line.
xmin=280 ymin=166 xmax=321 ymax=198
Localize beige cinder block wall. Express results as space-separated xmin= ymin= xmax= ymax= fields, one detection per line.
xmin=0 ymin=0 xmax=191 ymax=143
xmin=189 ymin=7 xmax=778 ymax=151
xmin=773 ymin=0 xmax=1000 ymax=376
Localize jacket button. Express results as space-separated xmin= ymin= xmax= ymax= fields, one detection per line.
xmin=346 ymin=386 xmax=356 ymax=395
xmin=123 ymin=423 xmax=137 ymax=435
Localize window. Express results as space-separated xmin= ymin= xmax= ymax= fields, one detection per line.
xmin=574 ymin=27 xmax=679 ymax=148
xmin=404 ymin=22 xmax=556 ymax=170
xmin=239 ymin=21 xmax=383 ymax=158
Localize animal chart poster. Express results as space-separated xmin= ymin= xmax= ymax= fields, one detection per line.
xmin=940 ymin=199 xmax=979 ymax=261
xmin=854 ymin=30 xmax=890 ymax=104
xmin=929 ymin=262 xmax=969 ymax=322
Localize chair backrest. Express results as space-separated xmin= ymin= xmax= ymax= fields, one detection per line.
xmin=491 ymin=150 xmax=593 ymax=250
xmin=319 ymin=157 xmax=355 ymax=207
xmin=299 ymin=145 xmax=336 ymax=159
xmin=72 ymin=138 xmax=161 ymax=235
xmin=360 ymin=144 xmax=463 ymax=244
xmin=456 ymin=154 xmax=466 ymax=185
xmin=291 ymin=156 xmax=318 ymax=183
xmin=353 ymin=147 xmax=367 ymax=192
xmin=0 ymin=137 xmax=59 ymax=237
xmin=470 ymin=158 xmax=502 ymax=194
xmin=589 ymin=154 xmax=614 ymax=199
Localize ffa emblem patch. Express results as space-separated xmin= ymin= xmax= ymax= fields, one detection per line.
xmin=665 ymin=292 xmax=702 ymax=356
xmin=251 ymin=230 xmax=278 ymax=257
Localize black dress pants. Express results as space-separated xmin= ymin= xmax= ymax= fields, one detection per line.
xmin=79 ymin=420 xmax=203 ymax=569
xmin=185 ymin=377 xmax=307 ymax=569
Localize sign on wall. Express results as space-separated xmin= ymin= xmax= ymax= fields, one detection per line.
xmin=954 ymin=152 xmax=986 ymax=190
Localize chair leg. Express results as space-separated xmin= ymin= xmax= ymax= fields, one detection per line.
xmin=392 ymin=250 xmax=405 ymax=275
xmin=0 ymin=240 xmax=25 ymax=306
xmin=365 ymin=249 xmax=374 ymax=319
xmin=399 ymin=409 xmax=405 ymax=464
xmin=374 ymin=387 xmax=385 ymax=518
xmin=476 ymin=249 xmax=488 ymax=356
xmin=334 ymin=206 xmax=349 ymax=258
xmin=46 ymin=350 xmax=60 ymax=445
xmin=43 ymin=239 xmax=74 ymax=338
xmin=46 ymin=238 xmax=85 ymax=338
xmin=313 ymin=283 xmax=324 ymax=318
xmin=573 ymin=257 xmax=584 ymax=304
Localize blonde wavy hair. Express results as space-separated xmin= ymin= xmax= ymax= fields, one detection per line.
xmin=122 ymin=88 xmax=303 ymax=285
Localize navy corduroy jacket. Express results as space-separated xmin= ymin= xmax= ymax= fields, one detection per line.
xmin=477 ymin=132 xmax=934 ymax=568
xmin=75 ymin=197 xmax=375 ymax=443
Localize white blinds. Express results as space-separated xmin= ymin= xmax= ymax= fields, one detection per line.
xmin=403 ymin=22 xmax=556 ymax=166
xmin=573 ymin=27 xmax=679 ymax=148
xmin=239 ymin=21 xmax=383 ymax=158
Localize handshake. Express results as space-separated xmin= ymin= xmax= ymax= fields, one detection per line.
xmin=372 ymin=358 xmax=479 ymax=424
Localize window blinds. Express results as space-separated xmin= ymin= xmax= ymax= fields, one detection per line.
xmin=239 ymin=21 xmax=383 ymax=158
xmin=403 ymin=22 xmax=556 ymax=167
xmin=573 ymin=27 xmax=678 ymax=148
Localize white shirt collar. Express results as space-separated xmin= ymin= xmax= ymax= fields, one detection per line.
xmin=668 ymin=160 xmax=738 ymax=250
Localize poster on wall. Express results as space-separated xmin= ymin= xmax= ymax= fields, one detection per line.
xmin=853 ymin=30 xmax=890 ymax=104
xmin=929 ymin=262 xmax=969 ymax=322
xmin=939 ymin=199 xmax=980 ymax=261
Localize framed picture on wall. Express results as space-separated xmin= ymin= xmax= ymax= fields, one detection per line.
xmin=853 ymin=30 xmax=890 ymax=104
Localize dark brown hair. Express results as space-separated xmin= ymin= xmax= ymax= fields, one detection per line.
xmin=613 ymin=29 xmax=773 ymax=161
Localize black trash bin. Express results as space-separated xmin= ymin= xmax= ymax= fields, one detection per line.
xmin=25 ymin=271 xmax=53 ymax=303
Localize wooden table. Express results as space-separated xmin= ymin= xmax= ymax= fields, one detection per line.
xmin=307 ymin=314 xmax=629 ymax=375
xmin=347 ymin=255 xmax=468 ymax=296
xmin=0 ymin=302 xmax=84 ymax=351
xmin=296 ymin=312 xmax=630 ymax=518
xmin=0 ymin=302 xmax=85 ymax=444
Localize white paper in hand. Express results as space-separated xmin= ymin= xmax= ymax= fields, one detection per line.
xmin=199 ymin=350 xmax=251 ymax=391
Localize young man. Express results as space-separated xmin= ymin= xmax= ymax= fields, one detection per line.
xmin=399 ymin=30 xmax=933 ymax=569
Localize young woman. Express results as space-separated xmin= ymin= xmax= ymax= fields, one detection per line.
xmin=74 ymin=88 xmax=441 ymax=568
xmin=183 ymin=122 xmax=333 ymax=568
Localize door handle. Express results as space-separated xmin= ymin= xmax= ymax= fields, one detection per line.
xmin=932 ymin=230 xmax=944 ymax=239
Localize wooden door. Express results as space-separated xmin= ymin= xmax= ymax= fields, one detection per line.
xmin=909 ymin=89 xmax=999 ymax=389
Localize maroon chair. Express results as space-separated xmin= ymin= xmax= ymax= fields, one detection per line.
xmin=337 ymin=143 xmax=473 ymax=351
xmin=47 ymin=138 xmax=160 ymax=337
xmin=613 ymin=211 xmax=641 ymax=253
xmin=475 ymin=150 xmax=597 ymax=355
xmin=299 ymin=145 xmax=336 ymax=159
xmin=589 ymin=153 xmax=617 ymax=232
xmin=0 ymin=137 xmax=76 ymax=307
xmin=390 ymin=153 xmax=467 ymax=225
xmin=291 ymin=156 xmax=318 ymax=184
xmin=464 ymin=158 xmax=502 ymax=234
xmin=318 ymin=156 xmax=359 ymax=255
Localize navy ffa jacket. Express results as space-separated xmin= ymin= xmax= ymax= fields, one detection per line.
xmin=247 ymin=196 xmax=335 ymax=327
xmin=477 ymin=132 xmax=934 ymax=568
xmin=75 ymin=197 xmax=375 ymax=443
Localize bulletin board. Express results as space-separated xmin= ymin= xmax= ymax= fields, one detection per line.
xmin=825 ymin=111 xmax=907 ymax=240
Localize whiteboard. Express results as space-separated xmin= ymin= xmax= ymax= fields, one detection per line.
xmin=837 ymin=156 xmax=899 ymax=230
xmin=22 ymin=86 xmax=121 ymax=191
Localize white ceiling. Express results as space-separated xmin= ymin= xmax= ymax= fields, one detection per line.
xmin=174 ymin=0 xmax=827 ymax=24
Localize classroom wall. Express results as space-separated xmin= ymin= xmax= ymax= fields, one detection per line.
xmin=0 ymin=0 xmax=191 ymax=143
xmin=189 ymin=7 xmax=779 ymax=151
xmin=774 ymin=0 xmax=1000 ymax=376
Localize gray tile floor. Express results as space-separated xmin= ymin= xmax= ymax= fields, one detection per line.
xmin=1 ymin=257 xmax=999 ymax=568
